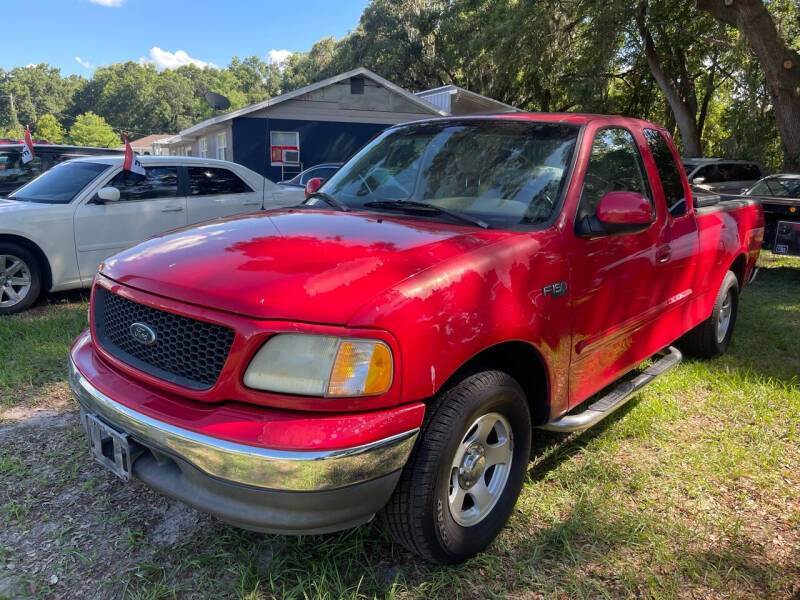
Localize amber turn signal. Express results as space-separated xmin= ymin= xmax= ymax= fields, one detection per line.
xmin=327 ymin=340 xmax=393 ymax=396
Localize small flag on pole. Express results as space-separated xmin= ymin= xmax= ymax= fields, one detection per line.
xmin=20 ymin=125 xmax=35 ymax=164
xmin=121 ymin=133 xmax=146 ymax=176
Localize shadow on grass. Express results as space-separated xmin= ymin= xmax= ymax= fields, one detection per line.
xmin=36 ymin=288 xmax=90 ymax=309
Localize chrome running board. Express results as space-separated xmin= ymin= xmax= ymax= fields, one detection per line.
xmin=539 ymin=346 xmax=682 ymax=433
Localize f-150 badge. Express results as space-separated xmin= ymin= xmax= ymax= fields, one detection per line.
xmin=542 ymin=282 xmax=568 ymax=297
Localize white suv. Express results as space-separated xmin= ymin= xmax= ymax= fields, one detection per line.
xmin=0 ymin=155 xmax=304 ymax=314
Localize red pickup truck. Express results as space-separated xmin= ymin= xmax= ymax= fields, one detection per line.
xmin=69 ymin=114 xmax=763 ymax=563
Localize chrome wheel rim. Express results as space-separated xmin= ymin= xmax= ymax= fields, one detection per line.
xmin=716 ymin=289 xmax=733 ymax=344
xmin=0 ymin=254 xmax=32 ymax=309
xmin=448 ymin=412 xmax=513 ymax=527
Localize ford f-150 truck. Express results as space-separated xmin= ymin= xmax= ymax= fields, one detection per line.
xmin=68 ymin=114 xmax=764 ymax=563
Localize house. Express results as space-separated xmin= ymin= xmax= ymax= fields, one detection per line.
xmin=415 ymin=85 xmax=521 ymax=115
xmin=164 ymin=67 xmax=521 ymax=182
xmin=118 ymin=134 xmax=173 ymax=155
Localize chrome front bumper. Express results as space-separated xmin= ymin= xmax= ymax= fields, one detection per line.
xmin=68 ymin=358 xmax=418 ymax=492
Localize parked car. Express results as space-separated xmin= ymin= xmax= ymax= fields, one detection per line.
xmin=745 ymin=173 xmax=800 ymax=255
xmin=0 ymin=155 xmax=304 ymax=314
xmin=69 ymin=115 xmax=763 ymax=564
xmin=0 ymin=143 xmax=125 ymax=197
xmin=278 ymin=163 xmax=341 ymax=189
xmin=683 ymin=158 xmax=764 ymax=195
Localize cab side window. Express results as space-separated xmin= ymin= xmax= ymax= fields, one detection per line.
xmin=107 ymin=167 xmax=178 ymax=201
xmin=644 ymin=129 xmax=687 ymax=217
xmin=577 ymin=127 xmax=653 ymax=221
xmin=188 ymin=167 xmax=252 ymax=196
xmin=694 ymin=165 xmax=719 ymax=183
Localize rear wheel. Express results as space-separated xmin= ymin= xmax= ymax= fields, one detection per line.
xmin=0 ymin=243 xmax=42 ymax=315
xmin=679 ymin=270 xmax=739 ymax=358
xmin=384 ymin=369 xmax=531 ymax=563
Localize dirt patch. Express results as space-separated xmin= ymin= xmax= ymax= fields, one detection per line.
xmin=0 ymin=407 xmax=210 ymax=599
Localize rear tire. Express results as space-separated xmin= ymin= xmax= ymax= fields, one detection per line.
xmin=679 ymin=270 xmax=739 ymax=358
xmin=384 ymin=369 xmax=531 ymax=563
xmin=0 ymin=243 xmax=41 ymax=315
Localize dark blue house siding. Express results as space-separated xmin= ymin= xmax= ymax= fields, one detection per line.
xmin=232 ymin=116 xmax=388 ymax=182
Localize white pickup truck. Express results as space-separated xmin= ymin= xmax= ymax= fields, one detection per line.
xmin=0 ymin=155 xmax=305 ymax=314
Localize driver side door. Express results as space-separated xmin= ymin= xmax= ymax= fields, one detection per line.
xmin=566 ymin=125 xmax=669 ymax=406
xmin=73 ymin=166 xmax=186 ymax=281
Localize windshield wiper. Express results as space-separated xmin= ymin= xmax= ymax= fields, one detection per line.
xmin=306 ymin=191 xmax=350 ymax=212
xmin=363 ymin=200 xmax=489 ymax=229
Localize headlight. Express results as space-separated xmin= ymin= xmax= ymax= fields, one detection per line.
xmin=243 ymin=334 xmax=393 ymax=397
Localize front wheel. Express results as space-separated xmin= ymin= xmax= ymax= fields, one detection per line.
xmin=384 ymin=369 xmax=531 ymax=563
xmin=0 ymin=243 xmax=42 ymax=315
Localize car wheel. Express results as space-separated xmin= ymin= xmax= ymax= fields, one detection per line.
xmin=679 ymin=270 xmax=739 ymax=358
xmin=384 ymin=369 xmax=531 ymax=563
xmin=0 ymin=243 xmax=42 ymax=315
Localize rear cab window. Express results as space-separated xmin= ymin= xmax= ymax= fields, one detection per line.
xmin=643 ymin=129 xmax=688 ymax=217
xmin=188 ymin=167 xmax=253 ymax=196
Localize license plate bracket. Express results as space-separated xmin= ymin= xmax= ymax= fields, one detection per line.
xmin=82 ymin=411 xmax=132 ymax=481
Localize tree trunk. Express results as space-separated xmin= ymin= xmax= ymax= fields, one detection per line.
xmin=636 ymin=2 xmax=702 ymax=156
xmin=696 ymin=0 xmax=800 ymax=170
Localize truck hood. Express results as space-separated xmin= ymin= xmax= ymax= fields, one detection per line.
xmin=100 ymin=208 xmax=509 ymax=324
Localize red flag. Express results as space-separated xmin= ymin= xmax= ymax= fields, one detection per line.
xmin=20 ymin=125 xmax=35 ymax=164
xmin=121 ymin=133 xmax=146 ymax=176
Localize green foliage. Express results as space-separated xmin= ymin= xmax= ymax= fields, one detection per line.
xmin=34 ymin=113 xmax=66 ymax=143
xmin=0 ymin=124 xmax=24 ymax=139
xmin=68 ymin=111 xmax=119 ymax=148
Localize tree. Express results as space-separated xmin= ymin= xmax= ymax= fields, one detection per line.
xmin=696 ymin=0 xmax=800 ymax=170
xmin=69 ymin=112 xmax=118 ymax=147
xmin=34 ymin=113 xmax=66 ymax=143
xmin=628 ymin=0 xmax=737 ymax=156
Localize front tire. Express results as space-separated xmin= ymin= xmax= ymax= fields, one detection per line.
xmin=680 ymin=270 xmax=739 ymax=358
xmin=0 ymin=243 xmax=41 ymax=315
xmin=384 ymin=369 xmax=531 ymax=563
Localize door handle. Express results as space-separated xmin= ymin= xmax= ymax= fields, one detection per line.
xmin=242 ymin=201 xmax=261 ymax=206
xmin=656 ymin=247 xmax=671 ymax=263
xmin=161 ymin=206 xmax=184 ymax=213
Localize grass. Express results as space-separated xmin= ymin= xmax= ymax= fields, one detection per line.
xmin=0 ymin=254 xmax=798 ymax=599
xmin=0 ymin=290 xmax=88 ymax=407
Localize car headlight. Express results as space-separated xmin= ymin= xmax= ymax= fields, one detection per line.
xmin=243 ymin=334 xmax=393 ymax=397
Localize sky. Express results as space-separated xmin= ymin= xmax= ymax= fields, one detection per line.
xmin=2 ymin=0 xmax=371 ymax=75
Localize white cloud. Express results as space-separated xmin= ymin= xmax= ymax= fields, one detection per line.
xmin=268 ymin=49 xmax=292 ymax=65
xmin=74 ymin=56 xmax=93 ymax=69
xmin=138 ymin=47 xmax=217 ymax=71
xmin=88 ymin=0 xmax=125 ymax=6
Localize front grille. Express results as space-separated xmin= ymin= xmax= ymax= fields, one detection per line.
xmin=93 ymin=287 xmax=235 ymax=390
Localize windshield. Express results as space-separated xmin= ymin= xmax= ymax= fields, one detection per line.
xmin=8 ymin=161 xmax=110 ymax=204
xmin=318 ymin=120 xmax=580 ymax=228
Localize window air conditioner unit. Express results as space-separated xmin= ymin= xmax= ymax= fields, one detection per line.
xmin=282 ymin=149 xmax=300 ymax=165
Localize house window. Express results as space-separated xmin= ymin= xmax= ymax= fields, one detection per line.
xmin=216 ymin=133 xmax=227 ymax=161
xmin=270 ymin=131 xmax=299 ymax=166
xmin=198 ymin=137 xmax=208 ymax=158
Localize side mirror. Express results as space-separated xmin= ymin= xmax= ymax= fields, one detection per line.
xmin=577 ymin=191 xmax=653 ymax=237
xmin=692 ymin=177 xmax=706 ymax=185
xmin=96 ymin=186 xmax=120 ymax=203
xmin=305 ymin=177 xmax=323 ymax=200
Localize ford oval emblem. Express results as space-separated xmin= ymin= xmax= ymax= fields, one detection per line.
xmin=130 ymin=322 xmax=157 ymax=346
